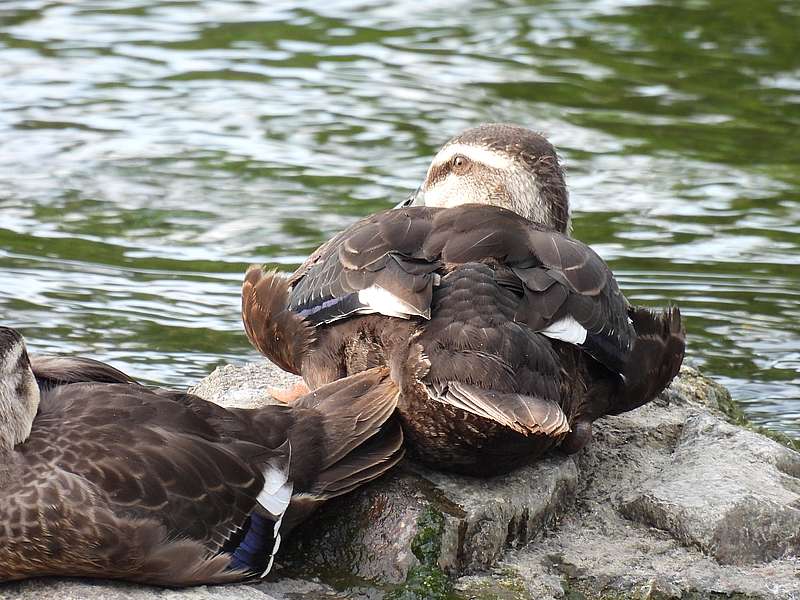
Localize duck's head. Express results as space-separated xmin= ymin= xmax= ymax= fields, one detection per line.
xmin=405 ymin=123 xmax=569 ymax=233
xmin=0 ymin=327 xmax=39 ymax=451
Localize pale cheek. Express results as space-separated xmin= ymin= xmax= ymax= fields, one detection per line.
xmin=23 ymin=369 xmax=39 ymax=418
xmin=424 ymin=176 xmax=467 ymax=208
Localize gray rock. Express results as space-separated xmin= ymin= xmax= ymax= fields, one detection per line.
xmin=421 ymin=456 xmax=578 ymax=574
xmin=0 ymin=580 xmax=274 ymax=600
xmin=2 ymin=362 xmax=799 ymax=600
xmin=621 ymin=413 xmax=800 ymax=565
xmin=455 ymin=568 xmax=541 ymax=599
xmin=0 ymin=577 xmax=347 ymax=600
xmin=487 ymin=368 xmax=800 ymax=600
xmin=280 ymin=456 xmax=577 ymax=584
xmin=189 ymin=361 xmax=300 ymax=408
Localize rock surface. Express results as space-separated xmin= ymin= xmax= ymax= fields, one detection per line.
xmin=0 ymin=577 xmax=347 ymax=600
xmin=2 ymin=361 xmax=798 ymax=600
xmin=621 ymin=413 xmax=800 ymax=566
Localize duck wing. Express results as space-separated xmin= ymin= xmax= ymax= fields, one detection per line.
xmin=28 ymin=383 xmax=271 ymax=552
xmin=287 ymin=207 xmax=442 ymax=324
xmin=272 ymin=204 xmax=633 ymax=377
xmin=421 ymin=204 xmax=634 ymax=374
xmin=241 ymin=208 xmax=440 ymax=371
xmin=507 ymin=229 xmax=634 ymax=375
xmin=229 ymin=366 xmax=403 ymax=495
xmin=5 ymin=381 xmax=276 ymax=584
xmin=240 ymin=367 xmax=404 ymax=531
xmin=424 ymin=206 xmax=682 ymax=407
xmin=0 ymin=464 xmax=247 ymax=586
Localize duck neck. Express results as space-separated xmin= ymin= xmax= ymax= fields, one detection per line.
xmin=0 ymin=367 xmax=40 ymax=452
xmin=528 ymin=168 xmax=570 ymax=235
xmin=497 ymin=161 xmax=570 ymax=234
xmin=547 ymin=185 xmax=571 ymax=235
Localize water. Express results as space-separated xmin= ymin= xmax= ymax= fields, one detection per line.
xmin=0 ymin=0 xmax=798 ymax=438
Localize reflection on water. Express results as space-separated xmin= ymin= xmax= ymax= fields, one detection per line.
xmin=0 ymin=0 xmax=798 ymax=437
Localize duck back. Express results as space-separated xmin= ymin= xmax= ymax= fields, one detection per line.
xmin=393 ymin=262 xmax=571 ymax=475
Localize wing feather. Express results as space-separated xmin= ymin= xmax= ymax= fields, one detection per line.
xmin=255 ymin=204 xmax=634 ymax=375
xmin=427 ymin=380 xmax=569 ymax=438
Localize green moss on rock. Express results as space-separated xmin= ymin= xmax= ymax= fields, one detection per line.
xmin=559 ymin=573 xmax=764 ymax=600
xmin=411 ymin=506 xmax=445 ymax=565
xmin=454 ymin=568 xmax=534 ymax=600
xmin=386 ymin=507 xmax=456 ymax=600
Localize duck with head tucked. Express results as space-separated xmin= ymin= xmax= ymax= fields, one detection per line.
xmin=242 ymin=124 xmax=685 ymax=476
xmin=0 ymin=326 xmax=402 ymax=585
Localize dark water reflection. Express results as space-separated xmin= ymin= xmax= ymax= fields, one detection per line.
xmin=0 ymin=0 xmax=798 ymax=437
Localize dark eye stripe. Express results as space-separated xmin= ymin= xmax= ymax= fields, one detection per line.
xmin=15 ymin=378 xmax=29 ymax=400
xmin=426 ymin=162 xmax=451 ymax=187
xmin=15 ymin=348 xmax=29 ymax=373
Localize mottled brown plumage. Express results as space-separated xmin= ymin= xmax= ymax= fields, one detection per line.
xmin=0 ymin=327 xmax=402 ymax=586
xmin=242 ymin=124 xmax=685 ymax=475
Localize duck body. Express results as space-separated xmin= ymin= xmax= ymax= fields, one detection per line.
xmin=0 ymin=328 xmax=402 ymax=586
xmin=243 ymin=204 xmax=685 ymax=476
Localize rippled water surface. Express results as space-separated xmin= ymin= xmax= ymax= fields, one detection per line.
xmin=0 ymin=0 xmax=798 ymax=437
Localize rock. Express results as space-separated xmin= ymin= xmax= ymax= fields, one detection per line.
xmin=2 ymin=363 xmax=799 ymax=600
xmin=483 ymin=367 xmax=800 ymax=600
xmin=621 ymin=413 xmax=800 ymax=565
xmin=279 ymin=456 xmax=578 ymax=584
xmin=0 ymin=579 xmax=272 ymax=600
xmin=455 ymin=567 xmax=540 ymax=599
xmin=0 ymin=577 xmax=345 ymax=600
xmin=188 ymin=362 xmax=300 ymax=408
xmin=660 ymin=365 xmax=732 ymax=411
xmin=421 ymin=456 xmax=578 ymax=574
xmin=276 ymin=365 xmax=799 ymax=599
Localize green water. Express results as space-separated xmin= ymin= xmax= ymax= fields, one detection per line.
xmin=0 ymin=0 xmax=797 ymax=438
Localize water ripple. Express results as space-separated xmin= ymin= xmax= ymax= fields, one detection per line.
xmin=0 ymin=0 xmax=798 ymax=437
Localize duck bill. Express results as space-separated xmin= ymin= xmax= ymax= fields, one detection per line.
xmin=395 ymin=186 xmax=424 ymax=208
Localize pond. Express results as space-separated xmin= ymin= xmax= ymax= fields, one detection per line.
xmin=0 ymin=0 xmax=798 ymax=438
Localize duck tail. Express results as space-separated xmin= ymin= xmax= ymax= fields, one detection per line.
xmin=281 ymin=367 xmax=404 ymax=531
xmin=242 ymin=265 xmax=315 ymax=375
xmin=607 ymin=305 xmax=686 ymax=415
xmin=219 ymin=368 xmax=402 ymax=578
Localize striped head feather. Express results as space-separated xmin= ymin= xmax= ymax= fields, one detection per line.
xmin=0 ymin=327 xmax=40 ymax=450
xmin=408 ymin=123 xmax=570 ymax=234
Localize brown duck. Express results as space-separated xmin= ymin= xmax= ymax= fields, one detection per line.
xmin=0 ymin=326 xmax=402 ymax=585
xmin=242 ymin=123 xmax=685 ymax=476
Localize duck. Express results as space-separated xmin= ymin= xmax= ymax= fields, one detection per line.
xmin=0 ymin=326 xmax=402 ymax=586
xmin=241 ymin=123 xmax=685 ymax=476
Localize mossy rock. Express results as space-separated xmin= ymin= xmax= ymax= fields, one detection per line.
xmin=386 ymin=507 xmax=456 ymax=600
xmin=454 ymin=568 xmax=534 ymax=600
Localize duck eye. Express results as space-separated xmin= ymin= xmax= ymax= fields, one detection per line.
xmin=451 ymin=155 xmax=469 ymax=171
